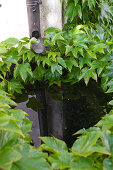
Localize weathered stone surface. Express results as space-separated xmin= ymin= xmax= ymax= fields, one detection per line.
xmin=16 ymin=95 xmax=41 ymax=148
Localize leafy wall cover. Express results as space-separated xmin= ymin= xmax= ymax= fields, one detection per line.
xmin=0 ymin=0 xmax=113 ymax=169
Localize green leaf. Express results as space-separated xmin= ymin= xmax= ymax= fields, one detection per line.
xmin=0 ymin=147 xmax=22 ymax=170
xmin=57 ymin=57 xmax=66 ymax=68
xmin=8 ymin=79 xmax=24 ymax=94
xmin=44 ymin=27 xmax=60 ymax=34
xmin=0 ymin=91 xmax=16 ymax=106
xmin=96 ymin=114 xmax=113 ymax=130
xmin=103 ymin=159 xmax=113 ymax=170
xmin=39 ymin=137 xmax=68 ymax=153
xmin=33 ymin=65 xmax=46 ymax=81
xmin=102 ymin=66 xmax=113 ymax=79
xmin=65 ymin=60 xmax=73 ymax=72
xmin=44 ymin=69 xmax=61 ymax=82
xmin=77 ymin=4 xmax=82 ymax=19
xmin=70 ymin=157 xmax=94 ymax=170
xmin=51 ymin=32 xmax=64 ymax=45
xmin=79 ymin=67 xmax=97 ymax=85
xmin=71 ymin=131 xmax=101 ymax=156
xmin=0 ymin=113 xmax=24 ymax=137
xmin=51 ymin=62 xmax=62 ymax=74
xmin=79 ymin=57 xmax=91 ymax=69
xmin=48 ymin=52 xmax=60 ymax=62
xmin=14 ymin=64 xmax=20 ymax=78
xmin=65 ymin=3 xmax=74 ymax=17
xmin=65 ymin=45 xmax=73 ymax=56
xmin=0 ymin=46 xmax=7 ymax=54
xmin=5 ymin=56 xmax=18 ymax=65
xmin=19 ymin=62 xmax=33 ymax=81
xmin=13 ymin=158 xmax=51 ymax=170
xmin=87 ymin=50 xmax=96 ymax=59
xmin=88 ymin=0 xmax=95 ymax=10
xmin=108 ymin=100 xmax=113 ymax=106
xmin=102 ymin=130 xmax=113 ymax=155
xmin=75 ymin=0 xmax=79 ymax=6
xmin=90 ymin=43 xmax=107 ymax=53
xmin=27 ymin=51 xmax=35 ymax=62
xmin=41 ymin=56 xmax=51 ymax=67
xmin=70 ymin=7 xmax=78 ymax=21
xmin=48 ymin=151 xmax=75 ymax=169
xmin=12 ymin=144 xmax=51 ymax=170
xmin=1 ymin=38 xmax=19 ymax=49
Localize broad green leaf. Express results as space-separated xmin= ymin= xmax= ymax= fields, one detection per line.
xmin=96 ymin=114 xmax=113 ymax=130
xmin=102 ymin=130 xmax=113 ymax=155
xmin=71 ymin=131 xmax=101 ymax=156
xmin=87 ymin=50 xmax=96 ymax=59
xmin=0 ymin=46 xmax=7 ymax=54
xmin=108 ymin=100 xmax=113 ymax=106
xmin=51 ymin=32 xmax=64 ymax=45
xmin=0 ymin=92 xmax=16 ymax=106
xmin=12 ymin=144 xmax=51 ymax=170
xmin=70 ymin=157 xmax=94 ymax=170
xmin=8 ymin=79 xmax=24 ymax=94
xmin=12 ymin=158 xmax=51 ymax=170
xmin=99 ymin=1 xmax=113 ymax=22
xmin=64 ymin=67 xmax=80 ymax=83
xmin=74 ymin=127 xmax=101 ymax=136
xmin=102 ymin=66 xmax=113 ymax=79
xmin=5 ymin=56 xmax=18 ymax=64
xmin=27 ymin=51 xmax=35 ymax=62
xmin=79 ymin=67 xmax=97 ymax=85
xmin=44 ymin=69 xmax=61 ymax=82
xmin=15 ymin=144 xmax=47 ymax=159
xmin=48 ymin=52 xmax=60 ymax=62
xmin=70 ymin=7 xmax=78 ymax=21
xmin=90 ymin=43 xmax=107 ymax=53
xmin=57 ymin=57 xmax=66 ymax=68
xmin=65 ymin=45 xmax=73 ymax=56
xmin=75 ymin=0 xmax=79 ymax=6
xmin=1 ymin=38 xmax=19 ymax=48
xmin=33 ymin=65 xmax=46 ymax=81
xmin=9 ymin=109 xmax=27 ymax=121
xmin=79 ymin=57 xmax=91 ymax=69
xmin=19 ymin=62 xmax=33 ymax=81
xmin=65 ymin=3 xmax=74 ymax=17
xmin=44 ymin=27 xmax=61 ymax=34
xmin=0 ymin=113 xmax=24 ymax=137
xmin=77 ymin=4 xmax=82 ymax=19
xmin=103 ymin=159 xmax=113 ymax=170
xmin=39 ymin=137 xmax=68 ymax=153
xmin=51 ymin=62 xmax=62 ymax=74
xmin=88 ymin=0 xmax=95 ymax=10
xmin=65 ymin=60 xmax=73 ymax=72
xmin=14 ymin=64 xmax=20 ymax=78
xmin=0 ymin=147 xmax=22 ymax=170
xmin=48 ymin=151 xmax=74 ymax=169
xmin=106 ymin=87 xmax=113 ymax=93
xmin=72 ymin=47 xmax=79 ymax=58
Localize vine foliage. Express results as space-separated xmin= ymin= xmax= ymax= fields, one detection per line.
xmin=0 ymin=0 xmax=113 ymax=169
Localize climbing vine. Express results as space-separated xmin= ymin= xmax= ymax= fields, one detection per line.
xmin=0 ymin=0 xmax=113 ymax=169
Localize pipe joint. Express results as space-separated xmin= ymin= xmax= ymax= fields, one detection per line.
xmin=26 ymin=0 xmax=42 ymax=6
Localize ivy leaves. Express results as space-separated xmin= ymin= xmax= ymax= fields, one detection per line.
xmin=14 ymin=62 xmax=33 ymax=82
xmin=38 ymin=112 xmax=113 ymax=169
xmin=0 ymin=24 xmax=111 ymax=92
